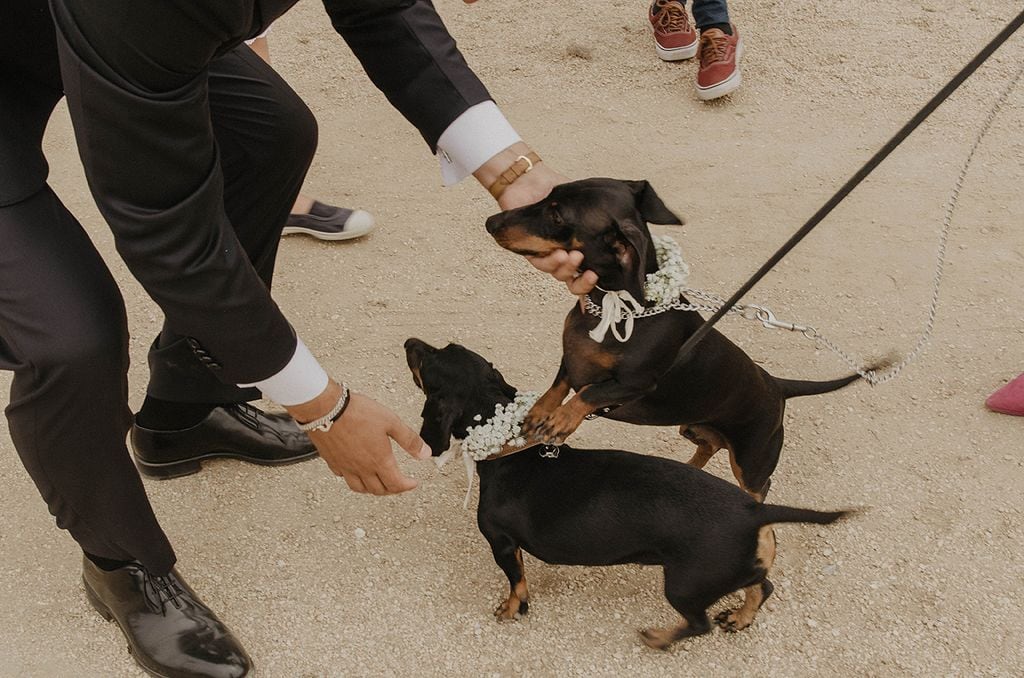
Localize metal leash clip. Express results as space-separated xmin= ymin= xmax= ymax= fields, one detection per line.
xmin=742 ymin=304 xmax=814 ymax=334
xmin=539 ymin=444 xmax=561 ymax=459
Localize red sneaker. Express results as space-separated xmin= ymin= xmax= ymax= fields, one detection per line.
xmin=697 ymin=24 xmax=743 ymax=100
xmin=649 ymin=0 xmax=698 ymax=62
xmin=986 ymin=372 xmax=1024 ymax=416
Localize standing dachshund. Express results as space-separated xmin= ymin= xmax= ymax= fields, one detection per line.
xmin=486 ymin=178 xmax=884 ymax=500
xmin=404 ymin=338 xmax=851 ymax=649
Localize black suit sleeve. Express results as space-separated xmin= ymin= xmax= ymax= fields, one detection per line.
xmin=321 ymin=0 xmax=493 ymax=149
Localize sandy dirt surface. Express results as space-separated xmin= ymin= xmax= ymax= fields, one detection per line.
xmin=2 ymin=1 xmax=1023 ymax=675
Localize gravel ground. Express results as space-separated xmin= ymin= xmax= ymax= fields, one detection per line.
xmin=1 ymin=1 xmax=1022 ymax=676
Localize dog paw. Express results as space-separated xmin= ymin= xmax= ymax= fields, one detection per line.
xmin=493 ymin=599 xmax=524 ymax=622
xmin=520 ymin=414 xmax=542 ymax=439
xmin=529 ymin=412 xmax=580 ymax=445
xmin=639 ymin=628 xmax=673 ymax=651
xmin=713 ymin=609 xmax=750 ymax=633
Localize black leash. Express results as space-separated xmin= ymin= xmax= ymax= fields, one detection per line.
xmin=673 ymin=8 xmax=1024 ymax=367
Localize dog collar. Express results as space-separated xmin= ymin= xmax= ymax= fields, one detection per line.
xmin=431 ymin=392 xmax=563 ymax=509
xmin=487 ymin=441 xmax=561 ymax=460
xmin=583 ymin=235 xmax=692 ymax=343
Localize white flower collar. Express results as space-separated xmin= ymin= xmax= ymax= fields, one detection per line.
xmin=432 ymin=392 xmax=540 ymax=508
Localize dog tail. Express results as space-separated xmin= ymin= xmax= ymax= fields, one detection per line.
xmin=774 ymin=354 xmax=897 ymax=399
xmin=774 ymin=373 xmax=861 ymax=399
xmin=757 ymin=504 xmax=856 ymax=527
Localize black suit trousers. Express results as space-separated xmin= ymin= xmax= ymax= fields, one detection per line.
xmin=1 ymin=3 xmax=317 ymax=572
xmin=2 ymin=0 xmax=491 ymax=572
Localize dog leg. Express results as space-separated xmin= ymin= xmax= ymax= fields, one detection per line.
xmin=491 ymin=546 xmax=530 ymax=621
xmin=713 ymin=580 xmax=774 ymax=632
xmin=527 ymin=378 xmax=656 ymax=444
xmin=681 ymin=426 xmax=724 ymax=469
xmin=524 ymin=361 xmax=572 ymax=433
xmin=715 ymin=526 xmax=777 ymax=631
xmin=687 ymin=443 xmax=717 ymax=468
xmin=728 ymin=428 xmax=783 ymax=501
xmin=641 ymin=565 xmax=712 ymax=649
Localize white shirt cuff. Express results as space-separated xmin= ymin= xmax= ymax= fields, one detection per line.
xmin=244 ymin=25 xmax=272 ymax=45
xmin=238 ymin=337 xmax=329 ymax=406
xmin=436 ymin=101 xmax=521 ymax=187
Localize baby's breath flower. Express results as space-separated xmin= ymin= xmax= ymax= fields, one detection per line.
xmin=460 ymin=392 xmax=539 ymax=461
xmin=644 ymin=235 xmax=690 ymax=307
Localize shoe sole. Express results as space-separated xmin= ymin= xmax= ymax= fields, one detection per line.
xmin=696 ymin=39 xmax=744 ymax=101
xmin=281 ymin=224 xmax=373 ymax=240
xmin=282 ymin=209 xmax=376 ymax=241
xmin=84 ymin=578 xmax=174 ymax=678
xmin=133 ymin=449 xmax=320 ymax=480
xmin=655 ymin=39 xmax=698 ymax=61
xmin=986 ymin=403 xmax=1024 ymax=416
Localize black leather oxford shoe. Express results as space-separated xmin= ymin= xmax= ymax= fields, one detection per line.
xmin=82 ymin=557 xmax=252 ymax=678
xmin=131 ymin=403 xmax=317 ymax=479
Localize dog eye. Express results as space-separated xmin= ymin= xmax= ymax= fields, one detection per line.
xmin=548 ymin=202 xmax=564 ymax=226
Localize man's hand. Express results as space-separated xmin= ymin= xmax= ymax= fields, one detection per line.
xmin=287 ymin=383 xmax=430 ymax=495
xmin=473 ymin=142 xmax=596 ymax=295
xmin=527 ymin=249 xmax=598 ymax=296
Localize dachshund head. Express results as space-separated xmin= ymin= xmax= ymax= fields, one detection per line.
xmin=403 ymin=338 xmax=517 ymax=456
xmin=485 ymin=178 xmax=683 ymax=302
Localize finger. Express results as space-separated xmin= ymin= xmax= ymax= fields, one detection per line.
xmin=567 ymin=269 xmax=598 ymax=295
xmin=550 ymin=251 xmax=585 ymax=282
xmin=526 ymin=249 xmax=568 ymax=274
xmin=379 ymin=470 xmax=418 ymax=495
xmin=343 ymin=474 xmax=367 ymax=494
xmin=389 ymin=417 xmax=432 ymax=460
xmin=361 ymin=474 xmax=388 ymax=496
xmin=564 ymin=249 xmax=585 ymax=269
xmin=377 ymin=454 xmax=420 ymax=494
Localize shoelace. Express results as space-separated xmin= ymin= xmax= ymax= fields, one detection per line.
xmin=653 ymin=1 xmax=689 ymax=33
xmin=233 ymin=402 xmax=263 ymax=430
xmin=143 ymin=569 xmax=186 ymax=614
xmin=700 ymin=31 xmax=731 ymax=65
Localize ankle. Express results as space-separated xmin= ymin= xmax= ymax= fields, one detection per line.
xmin=702 ymin=23 xmax=732 ymax=35
xmin=84 ymin=551 xmax=133 ymax=572
xmin=136 ymin=396 xmax=218 ymax=430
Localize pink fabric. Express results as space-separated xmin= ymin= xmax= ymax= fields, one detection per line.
xmin=986 ymin=372 xmax=1024 ymax=416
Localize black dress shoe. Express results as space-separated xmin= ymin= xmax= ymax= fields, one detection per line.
xmin=131 ymin=403 xmax=317 ymax=479
xmin=82 ymin=557 xmax=252 ymax=678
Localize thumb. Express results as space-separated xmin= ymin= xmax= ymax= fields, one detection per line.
xmin=389 ymin=417 xmax=431 ymax=460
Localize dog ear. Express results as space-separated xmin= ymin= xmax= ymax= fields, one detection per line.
xmin=625 ymin=180 xmax=684 ymax=225
xmin=612 ymin=218 xmax=651 ymax=302
xmin=492 ymin=368 xmax=518 ymax=400
xmin=419 ymin=398 xmax=459 ymax=456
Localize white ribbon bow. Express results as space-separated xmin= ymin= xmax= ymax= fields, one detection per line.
xmin=432 ymin=445 xmax=478 ymax=509
xmin=589 ymin=289 xmax=645 ymax=343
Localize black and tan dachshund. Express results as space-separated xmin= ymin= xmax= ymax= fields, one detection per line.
xmin=404 ymin=338 xmax=850 ymax=649
xmin=485 ymin=178 xmax=885 ymax=500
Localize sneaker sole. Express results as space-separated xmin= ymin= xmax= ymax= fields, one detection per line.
xmin=696 ymin=39 xmax=744 ymax=100
xmin=282 ymin=209 xmax=376 ymax=241
xmin=133 ymin=449 xmax=320 ymax=479
xmin=281 ymin=224 xmax=374 ymax=240
xmin=655 ymin=39 xmax=698 ymax=61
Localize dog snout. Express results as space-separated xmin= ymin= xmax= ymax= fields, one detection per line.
xmin=485 ymin=212 xmax=508 ymax=235
xmin=404 ymin=337 xmax=435 ymax=367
